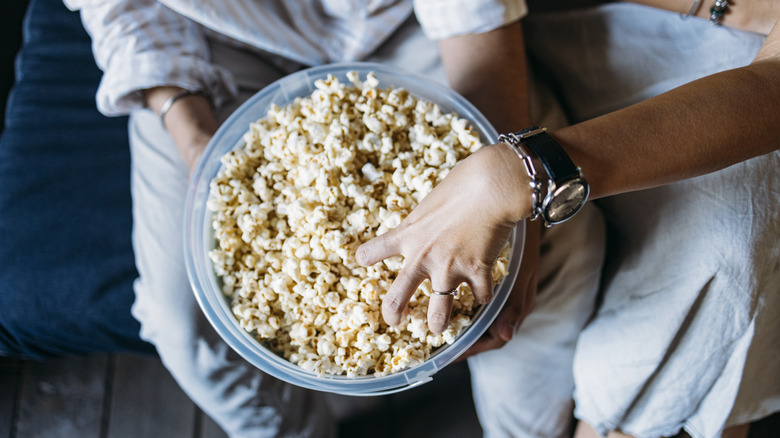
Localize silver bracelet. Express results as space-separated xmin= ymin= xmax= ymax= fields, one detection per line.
xmin=709 ymin=0 xmax=729 ymax=25
xmin=159 ymin=89 xmax=212 ymax=126
xmin=497 ymin=132 xmax=543 ymax=222
xmin=681 ymin=0 xmax=701 ymax=19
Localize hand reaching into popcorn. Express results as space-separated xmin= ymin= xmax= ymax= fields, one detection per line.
xmin=357 ymin=142 xmax=533 ymax=333
xmin=360 ymin=22 xmax=545 ymax=349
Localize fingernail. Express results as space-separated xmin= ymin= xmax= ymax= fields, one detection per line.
xmin=478 ymin=292 xmax=494 ymax=305
xmin=500 ymin=323 xmax=514 ymax=341
xmin=355 ymin=245 xmax=368 ymax=266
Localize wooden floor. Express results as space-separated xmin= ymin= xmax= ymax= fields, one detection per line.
xmin=3 ymin=353 xmax=778 ymax=438
xmin=0 ymin=353 xmax=483 ymax=438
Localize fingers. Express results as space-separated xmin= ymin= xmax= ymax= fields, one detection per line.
xmin=428 ymin=266 xmax=494 ymax=334
xmin=365 ymin=227 xmax=500 ymax=338
xmin=470 ymin=269 xmax=495 ymax=305
xmin=382 ymin=266 xmax=426 ymax=327
xmin=386 ymin=270 xmax=494 ymax=336
xmin=428 ymin=259 xmax=493 ymax=332
xmin=455 ymin=331 xmax=506 ymax=362
xmin=356 ymin=228 xmax=401 ymax=267
xmin=427 ymin=289 xmax=456 ymax=334
xmin=492 ymin=219 xmax=541 ymax=341
xmin=496 ymin=304 xmax=523 ymax=342
xmin=496 ymin=268 xmax=537 ymax=342
xmin=459 ymin=248 xmax=540 ymax=359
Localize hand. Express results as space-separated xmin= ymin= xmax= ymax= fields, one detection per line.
xmin=456 ymin=220 xmax=541 ymax=361
xmin=356 ymin=143 xmax=532 ymax=333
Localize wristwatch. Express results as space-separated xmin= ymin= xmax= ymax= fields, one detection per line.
xmin=498 ymin=127 xmax=590 ymax=227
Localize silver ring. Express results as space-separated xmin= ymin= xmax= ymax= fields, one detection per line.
xmin=431 ymin=289 xmax=458 ymax=298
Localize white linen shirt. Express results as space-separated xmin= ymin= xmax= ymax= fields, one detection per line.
xmin=63 ymin=0 xmax=527 ymax=116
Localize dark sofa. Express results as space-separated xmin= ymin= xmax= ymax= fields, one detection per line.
xmin=0 ymin=0 xmax=154 ymax=358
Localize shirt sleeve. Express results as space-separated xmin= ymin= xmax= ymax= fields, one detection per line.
xmin=63 ymin=0 xmax=237 ymax=116
xmin=413 ymin=0 xmax=528 ymax=40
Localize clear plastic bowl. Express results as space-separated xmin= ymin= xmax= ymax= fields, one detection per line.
xmin=183 ymin=62 xmax=525 ymax=396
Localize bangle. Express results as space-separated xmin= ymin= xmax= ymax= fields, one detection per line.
xmin=681 ymin=0 xmax=701 ymax=19
xmin=159 ymin=89 xmax=212 ymax=127
xmin=709 ymin=0 xmax=728 ymax=25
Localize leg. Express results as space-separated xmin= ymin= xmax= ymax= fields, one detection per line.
xmin=468 ymin=204 xmax=606 ymax=438
xmin=524 ymin=4 xmax=779 ymax=436
xmin=128 ymin=42 xmax=333 ymax=437
xmin=574 ymin=421 xmax=750 ymax=438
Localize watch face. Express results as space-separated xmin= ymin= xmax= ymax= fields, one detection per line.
xmin=544 ymin=179 xmax=589 ymax=224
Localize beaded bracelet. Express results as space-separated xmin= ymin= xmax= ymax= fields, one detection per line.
xmin=709 ymin=0 xmax=729 ymax=25
xmin=159 ymin=89 xmax=212 ymax=126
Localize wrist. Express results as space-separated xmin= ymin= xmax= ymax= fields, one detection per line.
xmin=482 ymin=143 xmax=536 ymax=224
xmin=144 ymin=87 xmax=214 ymax=125
xmin=143 ymin=86 xmax=218 ymax=172
xmin=143 ymin=86 xmax=186 ymax=114
xmin=159 ymin=90 xmax=213 ymax=127
xmin=499 ymin=127 xmax=590 ymax=227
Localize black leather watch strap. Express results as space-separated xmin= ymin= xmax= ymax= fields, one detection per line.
xmin=500 ymin=126 xmax=589 ymax=227
xmin=517 ymin=127 xmax=580 ymax=181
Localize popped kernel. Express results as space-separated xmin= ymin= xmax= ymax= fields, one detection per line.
xmin=208 ymin=72 xmax=510 ymax=377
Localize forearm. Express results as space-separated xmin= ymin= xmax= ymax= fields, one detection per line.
xmin=438 ymin=20 xmax=530 ymax=132
xmin=554 ymin=55 xmax=780 ymax=200
xmin=624 ymin=0 xmax=778 ymax=34
xmin=144 ymin=86 xmax=218 ymax=172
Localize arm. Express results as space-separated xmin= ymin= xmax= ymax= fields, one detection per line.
xmin=65 ymin=0 xmax=234 ymax=172
xmin=144 ymin=86 xmax=218 ymax=173
xmin=359 ymin=13 xmax=780 ymax=334
xmin=626 ymin=0 xmax=777 ymax=34
xmin=438 ymin=20 xmax=530 ymax=134
xmin=438 ymin=21 xmax=543 ymax=355
xmin=555 ymin=21 xmax=780 ymax=201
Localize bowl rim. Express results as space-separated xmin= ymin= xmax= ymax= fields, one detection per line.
xmin=183 ymin=61 xmax=525 ymax=396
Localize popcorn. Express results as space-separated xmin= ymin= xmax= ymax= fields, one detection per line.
xmin=208 ymin=72 xmax=510 ymax=377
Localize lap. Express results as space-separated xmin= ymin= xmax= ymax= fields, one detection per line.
xmin=524 ymin=3 xmax=779 ymax=436
xmin=469 ymin=203 xmax=606 ymax=438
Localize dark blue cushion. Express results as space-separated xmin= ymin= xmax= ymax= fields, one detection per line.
xmin=0 ymin=0 xmax=154 ymax=358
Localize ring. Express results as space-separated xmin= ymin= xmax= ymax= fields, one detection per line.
xmin=431 ymin=289 xmax=458 ymax=298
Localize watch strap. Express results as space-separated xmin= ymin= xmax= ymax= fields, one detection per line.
xmin=516 ymin=127 xmax=580 ymax=182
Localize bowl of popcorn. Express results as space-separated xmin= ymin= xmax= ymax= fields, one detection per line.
xmin=184 ymin=62 xmax=525 ymax=395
